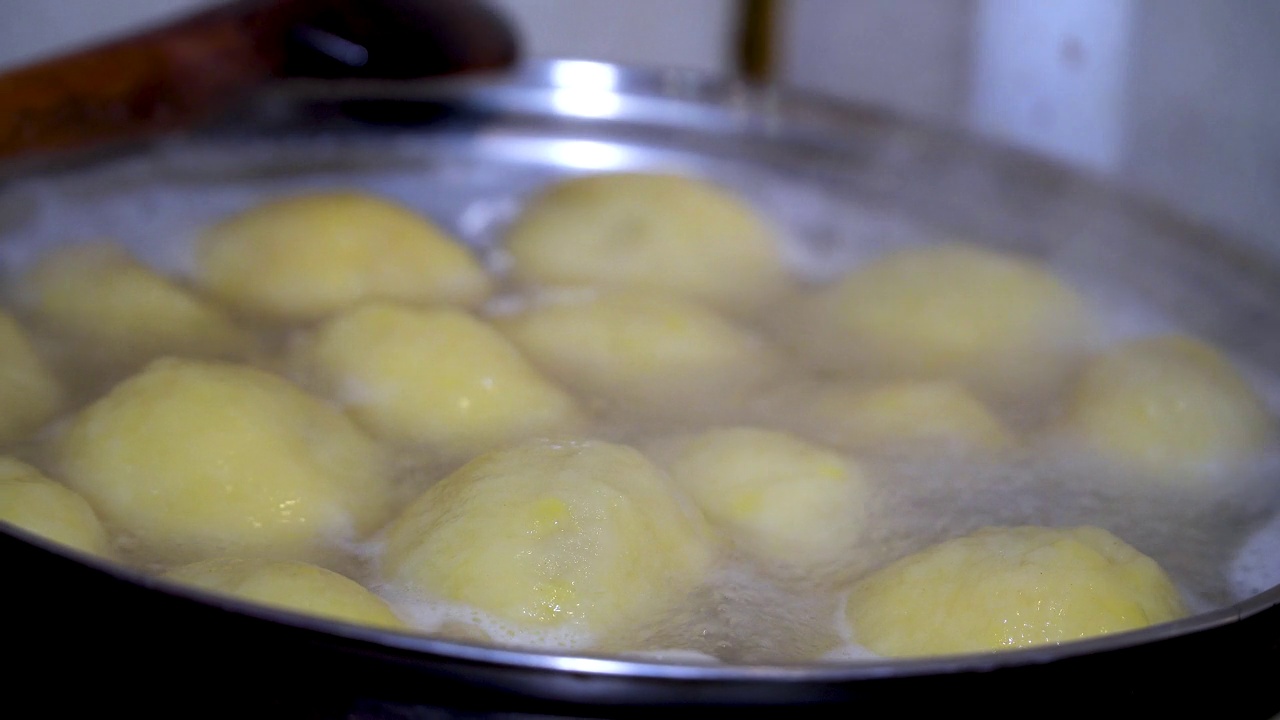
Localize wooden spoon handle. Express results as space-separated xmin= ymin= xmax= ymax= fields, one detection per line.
xmin=0 ymin=0 xmax=517 ymax=160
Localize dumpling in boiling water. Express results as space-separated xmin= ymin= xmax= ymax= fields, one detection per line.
xmin=197 ymin=192 xmax=491 ymax=321
xmin=0 ymin=311 xmax=62 ymax=444
xmin=382 ymin=439 xmax=714 ymax=648
xmin=496 ymin=290 xmax=778 ymax=417
xmin=668 ymin=427 xmax=869 ymax=578
xmin=1058 ymin=335 xmax=1275 ymax=493
xmin=505 ymin=173 xmax=789 ymax=309
xmin=304 ymin=303 xmax=583 ymax=459
xmin=843 ymin=525 xmax=1187 ymax=657
xmin=767 ymin=379 xmax=1014 ymax=455
xmin=57 ymin=358 xmax=390 ymax=563
xmin=0 ymin=456 xmax=112 ymax=558
xmin=794 ymin=244 xmax=1093 ymax=402
xmin=163 ymin=558 xmax=403 ymax=629
xmin=17 ymin=241 xmax=250 ymax=367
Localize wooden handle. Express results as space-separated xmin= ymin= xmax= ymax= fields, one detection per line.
xmin=0 ymin=0 xmax=517 ymax=160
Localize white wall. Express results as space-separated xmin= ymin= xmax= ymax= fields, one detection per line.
xmin=487 ymin=0 xmax=736 ymax=73
xmin=779 ymin=0 xmax=973 ymax=124
xmin=1121 ymin=0 xmax=1280 ymax=247
xmin=967 ymin=0 xmax=1134 ymax=173
xmin=0 ymin=0 xmax=221 ymax=69
xmin=777 ymin=0 xmax=1280 ymax=246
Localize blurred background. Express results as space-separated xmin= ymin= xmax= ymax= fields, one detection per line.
xmin=1 ymin=0 xmax=1276 ymax=246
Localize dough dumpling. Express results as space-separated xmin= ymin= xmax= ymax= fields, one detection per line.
xmin=163 ymin=558 xmax=402 ymax=629
xmin=498 ymin=290 xmax=778 ymax=414
xmin=18 ymin=241 xmax=249 ymax=366
xmin=505 ymin=173 xmax=788 ymax=309
xmin=306 ymin=303 xmax=582 ymax=458
xmin=799 ymin=244 xmax=1093 ymax=400
xmin=778 ymin=380 xmax=1013 ymax=453
xmin=382 ymin=439 xmax=714 ymax=647
xmin=0 ymin=457 xmax=112 ymax=558
xmin=844 ymin=526 xmax=1187 ymax=657
xmin=669 ymin=427 xmax=869 ymax=576
xmin=197 ymin=192 xmax=490 ymax=320
xmin=57 ymin=358 xmax=390 ymax=562
xmin=1059 ymin=335 xmax=1274 ymax=490
xmin=0 ymin=311 xmax=62 ymax=444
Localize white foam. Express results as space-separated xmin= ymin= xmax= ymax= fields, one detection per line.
xmin=1231 ymin=512 xmax=1280 ymax=599
xmin=380 ymin=586 xmax=598 ymax=652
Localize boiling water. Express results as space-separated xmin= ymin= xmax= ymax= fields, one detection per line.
xmin=1 ymin=135 xmax=1277 ymax=663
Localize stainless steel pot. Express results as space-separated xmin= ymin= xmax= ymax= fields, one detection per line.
xmin=3 ymin=61 xmax=1278 ymax=719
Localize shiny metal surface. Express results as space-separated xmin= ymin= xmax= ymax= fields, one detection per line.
xmin=2 ymin=60 xmax=1278 ymax=707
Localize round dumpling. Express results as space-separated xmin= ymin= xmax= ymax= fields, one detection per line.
xmin=1058 ymin=335 xmax=1275 ymax=490
xmin=668 ymin=427 xmax=869 ymax=577
xmin=843 ymin=526 xmax=1188 ymax=657
xmin=197 ymin=192 xmax=491 ymax=321
xmin=382 ymin=438 xmax=714 ymax=647
xmin=57 ymin=358 xmax=390 ymax=562
xmin=305 ymin=303 xmax=582 ymax=458
xmin=796 ymin=244 xmax=1093 ymax=400
xmin=497 ymin=290 xmax=778 ymax=416
xmin=163 ymin=558 xmax=402 ymax=629
xmin=772 ymin=380 xmax=1014 ymax=454
xmin=0 ymin=456 xmax=112 ymax=558
xmin=17 ymin=241 xmax=250 ymax=366
xmin=505 ymin=173 xmax=789 ymax=309
xmin=0 ymin=311 xmax=62 ymax=444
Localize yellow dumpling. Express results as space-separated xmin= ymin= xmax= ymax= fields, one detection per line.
xmin=197 ymin=192 xmax=491 ymax=321
xmin=0 ymin=311 xmax=62 ymax=444
xmin=57 ymin=358 xmax=390 ymax=562
xmin=497 ymin=290 xmax=778 ymax=415
xmin=163 ymin=558 xmax=403 ymax=630
xmin=798 ymin=244 xmax=1093 ymax=400
xmin=18 ymin=241 xmax=250 ymax=366
xmin=0 ymin=456 xmax=112 ymax=558
xmin=844 ymin=526 xmax=1187 ymax=657
xmin=1059 ymin=335 xmax=1275 ymax=490
xmin=305 ymin=303 xmax=582 ymax=458
xmin=782 ymin=380 xmax=1014 ymax=453
xmin=382 ymin=439 xmax=714 ymax=647
xmin=668 ymin=427 xmax=869 ymax=576
xmin=505 ymin=173 xmax=789 ymax=309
